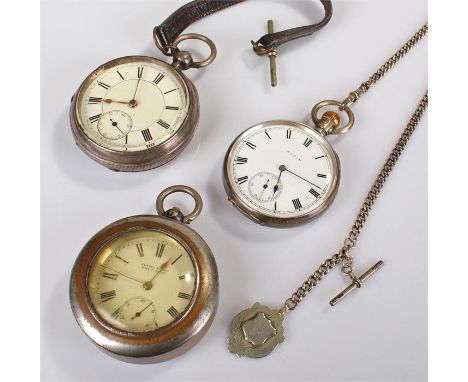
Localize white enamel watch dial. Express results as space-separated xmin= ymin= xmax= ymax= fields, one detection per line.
xmin=223 ymin=120 xmax=340 ymax=227
xmin=76 ymin=59 xmax=189 ymax=152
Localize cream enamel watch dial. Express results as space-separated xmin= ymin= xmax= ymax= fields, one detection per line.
xmin=70 ymin=56 xmax=200 ymax=172
xmin=88 ymin=230 xmax=196 ymax=332
xmin=70 ymin=186 xmax=218 ymax=363
xmin=223 ymin=120 xmax=340 ymax=227
xmin=77 ymin=60 xmax=188 ymax=152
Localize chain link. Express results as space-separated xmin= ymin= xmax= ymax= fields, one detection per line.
xmin=342 ymin=23 xmax=428 ymax=107
xmin=282 ymin=92 xmax=428 ymax=312
xmin=281 ymin=23 xmax=428 ymax=312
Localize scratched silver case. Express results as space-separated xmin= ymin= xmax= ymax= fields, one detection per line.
xmin=69 ymin=215 xmax=218 ymax=363
xmin=70 ymin=56 xmax=199 ymax=172
xmin=223 ymin=120 xmax=340 ymax=228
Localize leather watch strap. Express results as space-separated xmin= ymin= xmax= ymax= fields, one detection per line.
xmin=155 ymin=0 xmax=245 ymax=50
xmin=154 ymin=0 xmax=332 ymax=52
xmin=256 ymin=0 xmax=332 ymax=49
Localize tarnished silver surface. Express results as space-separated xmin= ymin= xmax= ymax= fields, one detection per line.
xmin=70 ymin=56 xmax=199 ymax=172
xmin=228 ymin=303 xmax=284 ymax=358
xmin=242 ymin=313 xmax=276 ymax=346
xmin=69 ymin=189 xmax=219 ymax=363
xmin=156 ymin=185 xmax=203 ymax=224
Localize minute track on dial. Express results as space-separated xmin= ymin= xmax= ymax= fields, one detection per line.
xmin=232 ymin=130 xmax=332 ymax=211
xmin=77 ymin=59 xmax=188 ymax=153
xmin=91 ymin=233 xmax=197 ymax=332
xmin=223 ymin=120 xmax=340 ymax=227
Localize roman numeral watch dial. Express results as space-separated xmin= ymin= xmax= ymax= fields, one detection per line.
xmin=223 ymin=120 xmax=340 ymax=227
xmin=88 ymin=231 xmax=196 ymax=333
xmin=69 ymin=33 xmax=216 ymax=171
xmin=69 ymin=186 xmax=219 ymax=363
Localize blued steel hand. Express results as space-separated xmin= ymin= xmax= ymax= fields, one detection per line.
xmin=283 ymin=167 xmax=321 ymax=190
xmin=260 ymin=179 xmax=270 ymax=199
xmin=273 ymin=165 xmax=286 ymax=195
xmin=109 ymin=118 xmax=125 ymax=135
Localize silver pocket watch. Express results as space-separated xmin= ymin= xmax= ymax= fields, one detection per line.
xmin=223 ymin=107 xmax=352 ymax=227
xmin=70 ymin=186 xmax=218 ymax=363
xmin=70 ymin=34 xmax=216 ymax=172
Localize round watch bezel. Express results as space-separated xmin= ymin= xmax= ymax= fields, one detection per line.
xmin=69 ymin=215 xmax=218 ymax=363
xmin=70 ymin=55 xmax=199 ymax=172
xmin=223 ymin=120 xmax=341 ymax=228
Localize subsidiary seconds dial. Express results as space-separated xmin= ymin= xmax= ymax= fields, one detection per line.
xmin=223 ymin=120 xmax=340 ymax=227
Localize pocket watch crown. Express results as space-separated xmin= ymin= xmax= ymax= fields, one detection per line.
xmin=314 ymin=111 xmax=341 ymax=136
xmin=165 ymin=207 xmax=184 ymax=222
xmin=322 ymin=111 xmax=340 ymax=128
xmin=172 ymin=50 xmax=194 ymax=71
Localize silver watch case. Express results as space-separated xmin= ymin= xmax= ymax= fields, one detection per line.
xmin=223 ymin=120 xmax=341 ymax=228
xmin=69 ymin=215 xmax=218 ymax=363
xmin=70 ymin=56 xmax=199 ymax=172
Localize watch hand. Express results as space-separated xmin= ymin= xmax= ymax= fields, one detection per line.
xmin=143 ymin=258 xmax=173 ymax=290
xmin=101 ymin=265 xmax=143 ymax=284
xmin=260 ymin=179 xmax=270 ymax=199
xmin=103 ymin=99 xmax=130 ymax=105
xmin=273 ymin=165 xmax=286 ymax=194
xmin=110 ymin=119 xmax=125 ymax=135
xmin=131 ymin=302 xmax=152 ymax=320
xmin=284 ymin=168 xmax=321 ymax=190
xmin=150 ymin=258 xmax=172 ymax=282
xmin=130 ymin=77 xmax=141 ymax=104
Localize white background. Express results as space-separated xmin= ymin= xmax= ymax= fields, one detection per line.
xmin=41 ymin=1 xmax=428 ymax=381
